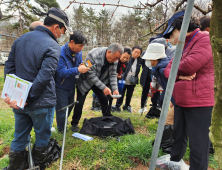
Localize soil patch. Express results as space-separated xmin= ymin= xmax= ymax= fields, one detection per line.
xmin=0 ymin=146 xmax=10 ymax=158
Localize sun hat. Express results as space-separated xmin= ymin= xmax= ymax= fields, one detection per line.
xmin=142 ymin=43 xmax=166 ymax=67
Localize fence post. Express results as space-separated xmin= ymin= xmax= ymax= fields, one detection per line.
xmin=148 ymin=0 xmax=195 ymax=169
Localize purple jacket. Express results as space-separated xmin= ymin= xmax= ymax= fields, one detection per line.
xmin=164 ymin=29 xmax=215 ymax=107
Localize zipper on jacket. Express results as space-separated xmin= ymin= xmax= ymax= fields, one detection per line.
xmin=60 ymin=78 xmax=65 ymax=85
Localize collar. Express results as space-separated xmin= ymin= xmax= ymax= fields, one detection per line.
xmin=35 ymin=25 xmax=57 ymax=41
xmin=65 ymin=42 xmax=76 ymax=57
xmin=185 ymin=28 xmax=200 ymax=43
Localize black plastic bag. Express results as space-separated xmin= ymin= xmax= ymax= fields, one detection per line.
xmin=32 ymin=138 xmax=61 ymax=170
xmin=153 ymin=125 xmax=174 ymax=153
xmin=80 ymin=116 xmax=135 ymax=137
xmin=161 ymin=125 xmax=174 ymax=153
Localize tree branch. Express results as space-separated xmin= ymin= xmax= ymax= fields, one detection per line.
xmin=63 ymin=0 xmax=164 ymax=11
xmin=175 ymin=0 xmax=212 ymax=15
xmin=144 ymin=0 xmax=164 ymax=7
xmin=193 ymin=4 xmax=212 ymax=15
xmin=107 ymin=0 xmax=120 ymax=23
xmin=175 ymin=0 xmax=186 ymax=11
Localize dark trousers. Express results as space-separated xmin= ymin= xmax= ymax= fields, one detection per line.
xmin=116 ymin=85 xmax=136 ymax=107
xmin=71 ymin=85 xmax=112 ymax=126
xmin=151 ymin=91 xmax=160 ymax=107
xmin=170 ymin=105 xmax=212 ymax=170
xmin=141 ymin=79 xmax=151 ymax=108
xmin=56 ymin=87 xmax=75 ymax=131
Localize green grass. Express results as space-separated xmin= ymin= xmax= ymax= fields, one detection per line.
xmin=0 ymin=66 xmax=219 ymax=169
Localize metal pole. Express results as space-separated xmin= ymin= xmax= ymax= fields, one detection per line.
xmin=149 ymin=0 xmax=195 ymax=169
xmin=60 ymin=107 xmax=69 ymax=170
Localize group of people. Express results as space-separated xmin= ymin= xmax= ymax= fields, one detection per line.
xmin=3 ymin=6 xmax=213 ymax=170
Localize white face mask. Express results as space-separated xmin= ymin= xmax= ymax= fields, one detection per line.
xmin=145 ymin=60 xmax=152 ymax=67
xmin=55 ymin=27 xmax=66 ymax=43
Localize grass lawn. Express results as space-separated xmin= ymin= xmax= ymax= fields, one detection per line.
xmin=0 ymin=65 xmax=218 ymax=170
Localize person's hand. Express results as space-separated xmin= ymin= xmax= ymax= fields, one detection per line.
xmin=78 ymin=64 xmax=91 ymax=73
xmin=170 ymin=102 xmax=174 ymax=108
xmin=9 ymin=100 xmax=21 ymax=109
xmin=112 ymin=90 xmax=119 ymax=99
xmin=4 ymin=96 xmax=10 ymax=105
xmin=4 ymin=96 xmax=27 ymax=109
xmin=103 ymin=87 xmax=112 ymax=96
xmin=179 ymin=73 xmax=196 ymax=81
xmin=117 ymin=74 xmax=122 ymax=79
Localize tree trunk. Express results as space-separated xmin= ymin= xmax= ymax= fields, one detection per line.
xmin=18 ymin=7 xmax=23 ymax=36
xmin=209 ymin=0 xmax=222 ymax=169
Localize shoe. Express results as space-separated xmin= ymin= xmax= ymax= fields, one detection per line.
xmin=72 ymin=125 xmax=79 ymax=132
xmin=123 ymin=105 xmax=132 ymax=113
xmin=93 ymin=107 xmax=101 ymax=111
xmin=122 ymin=105 xmax=127 ymax=111
xmin=111 ymin=105 xmax=121 ymax=112
xmin=145 ymin=106 xmax=161 ymax=119
xmin=138 ymin=107 xmax=148 ymax=113
xmin=126 ymin=106 xmax=132 ymax=113
xmin=3 ymin=150 xmax=29 ymax=170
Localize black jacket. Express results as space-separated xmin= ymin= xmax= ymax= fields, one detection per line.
xmin=140 ymin=59 xmax=152 ymax=87
xmin=4 ymin=26 xmax=61 ymax=108
xmin=123 ymin=57 xmax=143 ymax=84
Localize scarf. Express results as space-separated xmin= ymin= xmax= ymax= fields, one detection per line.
xmin=118 ymin=60 xmax=126 ymax=75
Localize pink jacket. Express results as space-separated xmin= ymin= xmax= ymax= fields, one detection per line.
xmin=164 ymin=28 xmax=215 ymax=107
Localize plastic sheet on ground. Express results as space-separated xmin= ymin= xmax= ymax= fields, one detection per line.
xmin=156 ymin=154 xmax=189 ymax=170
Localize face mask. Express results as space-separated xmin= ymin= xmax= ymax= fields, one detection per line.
xmin=55 ymin=27 xmax=66 ymax=43
xmin=145 ymin=60 xmax=152 ymax=67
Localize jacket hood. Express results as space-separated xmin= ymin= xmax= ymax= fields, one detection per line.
xmin=151 ymin=38 xmax=167 ymax=48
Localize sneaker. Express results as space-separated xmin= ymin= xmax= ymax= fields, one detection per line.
xmin=111 ymin=105 xmax=121 ymax=112
xmin=93 ymin=107 xmax=101 ymax=111
xmin=145 ymin=106 xmax=161 ymax=119
xmin=122 ymin=105 xmax=127 ymax=111
xmin=116 ymin=106 xmax=121 ymax=112
xmin=138 ymin=107 xmax=148 ymax=113
xmin=72 ymin=125 xmax=79 ymax=132
xmin=126 ymin=106 xmax=132 ymax=113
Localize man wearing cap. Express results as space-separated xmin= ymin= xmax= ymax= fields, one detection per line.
xmin=4 ymin=7 xmax=72 ymax=170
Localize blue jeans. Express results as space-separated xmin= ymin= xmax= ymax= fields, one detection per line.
xmin=11 ymin=107 xmax=55 ymax=152
xmin=56 ymin=87 xmax=75 ymax=131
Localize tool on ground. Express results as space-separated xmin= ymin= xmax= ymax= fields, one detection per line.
xmin=59 ymin=101 xmax=79 ymax=170
xmin=26 ymin=137 xmax=40 ymax=170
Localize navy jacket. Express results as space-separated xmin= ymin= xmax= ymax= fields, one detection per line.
xmin=55 ymin=43 xmax=82 ymax=89
xmin=153 ymin=57 xmax=176 ymax=106
xmin=4 ymin=26 xmax=61 ymax=108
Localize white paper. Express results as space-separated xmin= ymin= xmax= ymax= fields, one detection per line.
xmin=1 ymin=74 xmax=33 ymax=109
xmin=72 ymin=132 xmax=93 ymax=141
